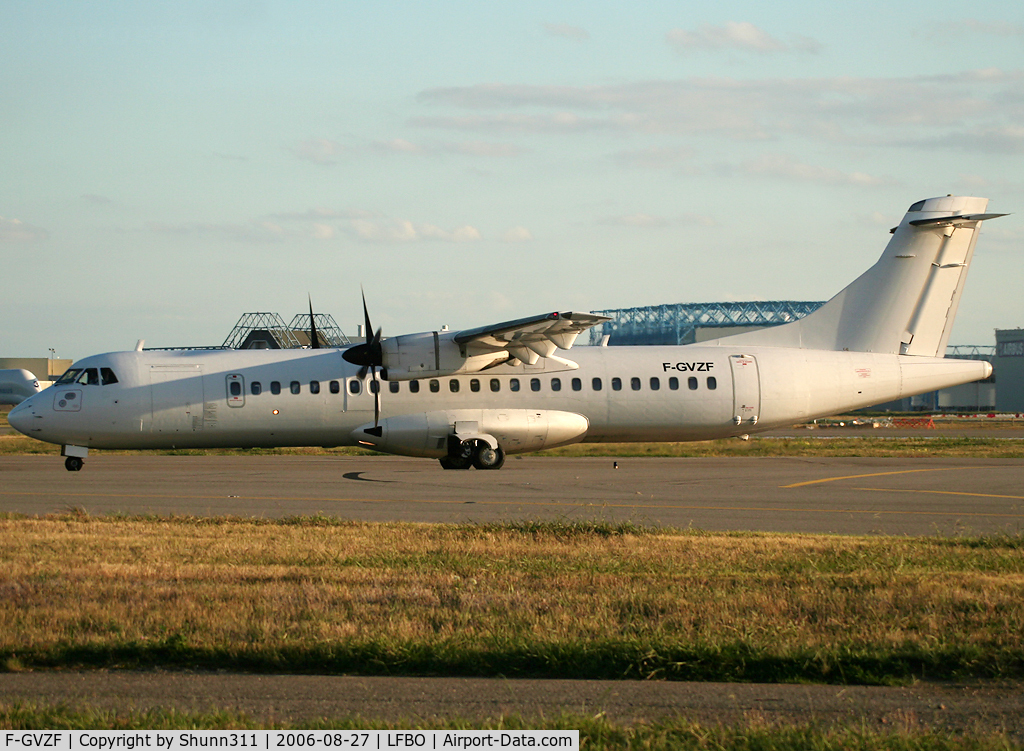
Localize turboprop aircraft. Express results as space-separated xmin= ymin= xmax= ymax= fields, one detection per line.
xmin=8 ymin=195 xmax=1005 ymax=472
xmin=0 ymin=369 xmax=45 ymax=406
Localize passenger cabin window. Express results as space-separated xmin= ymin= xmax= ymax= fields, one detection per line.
xmin=650 ymin=377 xmax=660 ymax=391
xmin=271 ymin=381 xmax=281 ymax=395
xmin=389 ymin=381 xmax=400 ymax=394
xmin=349 ymin=380 xmax=360 ymax=395
xmin=571 ymin=378 xmax=582 ymax=392
xmin=429 ymin=379 xmax=440 ymax=393
xmin=630 ymin=377 xmax=641 ymax=391
xmin=251 ymin=381 xmax=262 ymax=395
xmin=490 ymin=379 xmax=500 ymax=392
xmin=470 ymin=379 xmax=480 ymax=392
xmin=229 ymin=381 xmax=242 ymax=397
xmin=707 ymin=376 xmax=717 ymax=390
xmin=669 ymin=377 xmax=679 ymax=390
xmin=330 ymin=380 xmax=340 ymax=394
xmin=611 ymin=377 xmax=622 ymax=391
xmin=409 ymin=380 xmax=420 ymax=393
xmin=688 ymin=377 xmax=698 ymax=390
xmin=370 ymin=380 xmax=379 ymax=394
xmin=592 ymin=377 xmax=602 ymax=391
xmin=510 ymin=378 xmax=520 ymax=392
xmin=310 ymin=380 xmax=320 ymax=394
xmin=551 ymin=378 xmax=561 ymax=392
xmin=100 ymin=368 xmax=118 ymax=385
xmin=290 ymin=381 xmax=301 ymax=395
xmin=449 ymin=379 xmax=459 ymax=393
xmin=530 ymin=378 xmax=541 ymax=392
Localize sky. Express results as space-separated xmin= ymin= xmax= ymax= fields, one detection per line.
xmin=2 ymin=0 xmax=1022 ymax=360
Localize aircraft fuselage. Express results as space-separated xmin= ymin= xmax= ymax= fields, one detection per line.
xmin=10 ymin=343 xmax=989 ymax=454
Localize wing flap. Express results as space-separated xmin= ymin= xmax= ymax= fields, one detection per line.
xmin=455 ymin=311 xmax=611 ymax=360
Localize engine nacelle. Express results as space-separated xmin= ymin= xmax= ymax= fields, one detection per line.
xmin=380 ymin=331 xmax=506 ymax=381
xmin=352 ymin=409 xmax=590 ymax=458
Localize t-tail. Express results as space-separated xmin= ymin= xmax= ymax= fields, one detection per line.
xmin=715 ymin=196 xmax=1006 ymax=355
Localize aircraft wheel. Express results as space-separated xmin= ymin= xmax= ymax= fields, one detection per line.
xmin=439 ymin=455 xmax=472 ymax=470
xmin=64 ymin=456 xmax=84 ymax=472
xmin=472 ymin=444 xmax=505 ymax=470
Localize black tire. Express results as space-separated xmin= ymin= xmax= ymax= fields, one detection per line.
xmin=439 ymin=455 xmax=472 ymax=470
xmin=64 ymin=456 xmax=84 ymax=472
xmin=472 ymin=445 xmax=505 ymax=470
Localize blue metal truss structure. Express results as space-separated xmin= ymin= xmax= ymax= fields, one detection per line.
xmin=587 ymin=301 xmax=827 ymax=346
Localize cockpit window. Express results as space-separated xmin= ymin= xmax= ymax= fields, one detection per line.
xmin=100 ymin=367 xmax=119 ymax=385
xmin=75 ymin=368 xmax=100 ymax=386
xmin=55 ymin=369 xmax=82 ymax=385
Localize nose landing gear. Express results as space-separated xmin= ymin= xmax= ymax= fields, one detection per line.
xmin=61 ymin=445 xmax=88 ymax=472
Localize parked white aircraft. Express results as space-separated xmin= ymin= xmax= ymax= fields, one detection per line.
xmin=8 ymin=195 xmax=1005 ymax=472
xmin=0 ymin=369 xmax=45 ymax=406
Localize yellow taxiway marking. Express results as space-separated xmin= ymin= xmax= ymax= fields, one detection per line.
xmin=853 ymin=487 xmax=1024 ymax=501
xmin=781 ymin=468 xmax=964 ymax=488
xmin=1 ymin=489 xmax=1022 ymax=519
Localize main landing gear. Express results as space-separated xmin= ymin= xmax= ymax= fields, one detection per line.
xmin=439 ymin=437 xmax=505 ymax=470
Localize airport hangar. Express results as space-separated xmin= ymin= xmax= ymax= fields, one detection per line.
xmin=3 ymin=306 xmax=1022 ymax=413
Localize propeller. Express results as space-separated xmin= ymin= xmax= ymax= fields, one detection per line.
xmin=308 ymin=295 xmax=321 ymax=350
xmin=341 ymin=289 xmax=384 ymax=426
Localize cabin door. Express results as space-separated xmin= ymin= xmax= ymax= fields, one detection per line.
xmin=729 ymin=355 xmax=760 ymax=426
xmin=150 ymin=365 xmax=205 ymax=434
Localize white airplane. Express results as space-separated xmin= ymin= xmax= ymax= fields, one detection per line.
xmin=8 ymin=195 xmax=1005 ymax=472
xmin=0 ymin=369 xmax=46 ymax=406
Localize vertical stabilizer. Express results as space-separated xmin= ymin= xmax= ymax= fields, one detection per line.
xmin=710 ymin=196 xmax=1005 ymax=355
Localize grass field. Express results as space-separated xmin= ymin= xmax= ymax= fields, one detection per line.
xmin=2 ymin=516 xmax=1023 ymax=685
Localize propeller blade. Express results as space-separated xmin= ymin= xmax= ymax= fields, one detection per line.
xmin=361 ymin=287 xmax=373 ymax=344
xmin=308 ymin=295 xmax=321 ymax=350
xmin=371 ymin=366 xmax=380 ymax=427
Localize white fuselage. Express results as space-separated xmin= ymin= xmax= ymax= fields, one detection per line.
xmin=8 ymin=344 xmax=990 ymax=453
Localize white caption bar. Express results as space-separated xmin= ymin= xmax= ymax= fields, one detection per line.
xmin=2 ymin=732 xmax=579 ymax=751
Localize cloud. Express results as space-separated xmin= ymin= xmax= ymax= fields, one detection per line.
xmin=442 ymin=140 xmax=525 ymax=157
xmin=373 ymin=138 xmax=423 ymax=154
xmin=501 ymin=226 xmax=534 ymax=242
xmin=290 ymin=138 xmax=345 ymax=165
xmin=543 ymin=23 xmax=589 ymax=41
xmin=922 ymin=18 xmax=1024 ymax=39
xmin=906 ymin=126 xmax=1024 ymax=154
xmin=0 ymin=217 xmax=48 ymax=242
xmin=414 ymin=70 xmax=1023 ymax=151
xmin=147 ymin=220 xmax=287 ymax=242
xmin=349 ymin=219 xmax=482 ymax=243
xmin=609 ymin=146 xmax=695 ymax=169
xmin=666 ymin=22 xmax=818 ymax=54
xmin=598 ymin=213 xmax=670 ymax=227
xmin=733 ymin=153 xmax=898 ymax=187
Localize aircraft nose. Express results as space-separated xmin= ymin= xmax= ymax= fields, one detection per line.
xmin=7 ymin=401 xmax=32 ymax=436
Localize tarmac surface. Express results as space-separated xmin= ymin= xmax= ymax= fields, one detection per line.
xmin=3 ymin=452 xmax=1023 ymax=730
xmin=1 ymin=454 xmax=1023 ymax=535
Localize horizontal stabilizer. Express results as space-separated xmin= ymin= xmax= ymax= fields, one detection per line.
xmin=909 ymin=213 xmax=1007 ymax=227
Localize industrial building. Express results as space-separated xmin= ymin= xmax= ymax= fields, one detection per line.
xmin=996 ymin=329 xmax=1024 ymax=412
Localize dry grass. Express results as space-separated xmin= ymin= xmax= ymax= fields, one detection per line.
xmin=2 ymin=517 xmax=1023 ymax=683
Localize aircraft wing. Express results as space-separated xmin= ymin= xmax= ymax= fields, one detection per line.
xmin=454 ymin=311 xmax=611 ymax=364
